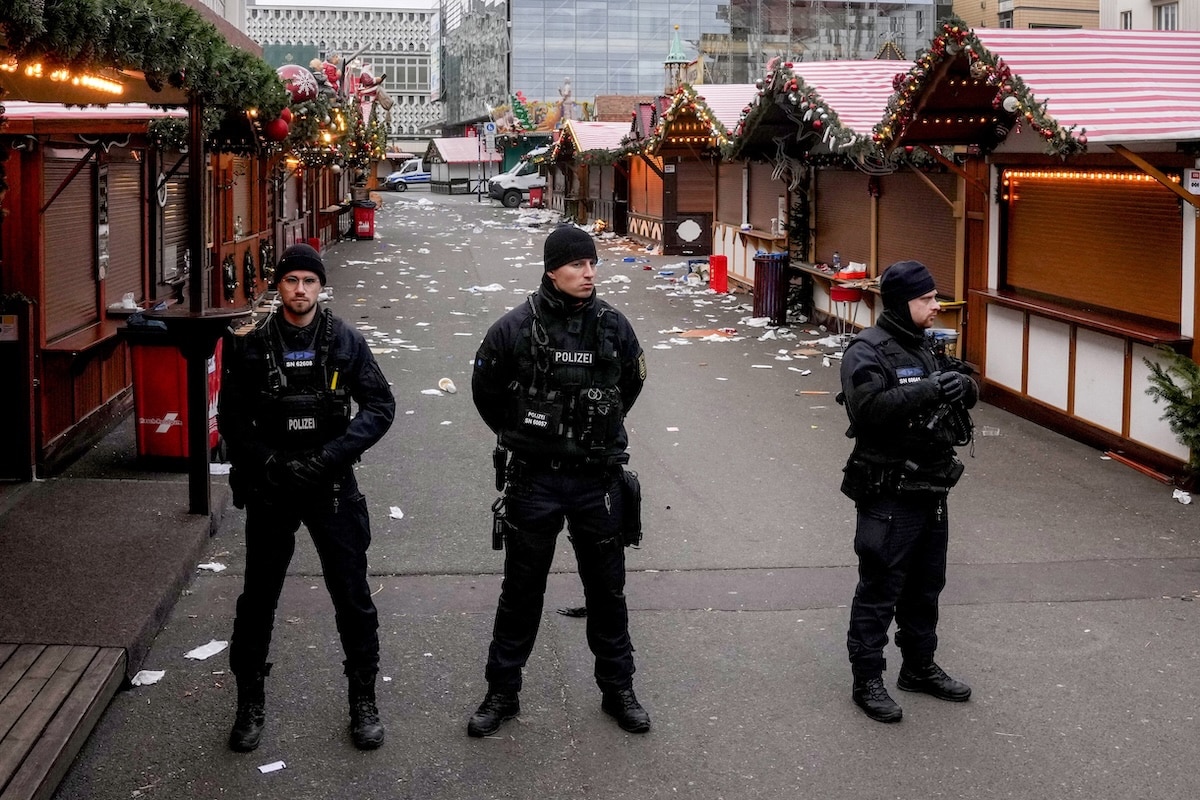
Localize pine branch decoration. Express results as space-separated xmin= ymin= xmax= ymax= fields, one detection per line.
xmin=1144 ymin=346 xmax=1200 ymax=477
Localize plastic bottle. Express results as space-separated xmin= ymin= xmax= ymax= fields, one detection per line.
xmin=832 ymin=250 xmax=841 ymax=270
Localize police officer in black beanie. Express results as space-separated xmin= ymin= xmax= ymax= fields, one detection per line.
xmin=838 ymin=260 xmax=977 ymax=723
xmin=468 ymin=225 xmax=650 ymax=737
xmin=219 ymin=243 xmax=396 ymax=751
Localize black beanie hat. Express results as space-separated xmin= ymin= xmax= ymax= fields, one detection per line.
xmin=276 ymin=243 xmax=326 ymax=286
xmin=880 ymin=260 xmax=936 ymax=314
xmin=543 ymin=225 xmax=597 ymax=272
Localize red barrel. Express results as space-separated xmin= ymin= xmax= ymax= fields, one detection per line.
xmin=709 ymin=255 xmax=728 ymax=293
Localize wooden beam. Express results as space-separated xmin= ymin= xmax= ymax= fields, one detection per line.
xmin=1110 ymin=144 xmax=1200 ymax=211
xmin=920 ymin=145 xmax=988 ymax=197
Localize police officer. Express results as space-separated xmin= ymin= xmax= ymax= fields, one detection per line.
xmin=838 ymin=260 xmax=976 ymax=723
xmin=468 ymin=225 xmax=650 ymax=737
xmin=218 ymin=243 xmax=396 ymax=751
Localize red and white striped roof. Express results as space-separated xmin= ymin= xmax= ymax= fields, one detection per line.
xmin=687 ymin=84 xmax=758 ymax=132
xmin=786 ymin=61 xmax=910 ymax=135
xmin=973 ymin=28 xmax=1200 ymax=144
xmin=563 ymin=120 xmax=631 ymax=152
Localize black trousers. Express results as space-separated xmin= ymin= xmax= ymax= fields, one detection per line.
xmin=485 ymin=461 xmax=635 ymax=694
xmin=847 ymin=492 xmax=949 ymax=678
xmin=229 ymin=474 xmax=379 ymax=678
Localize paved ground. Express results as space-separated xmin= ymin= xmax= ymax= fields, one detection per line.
xmin=32 ymin=190 xmax=1200 ymax=799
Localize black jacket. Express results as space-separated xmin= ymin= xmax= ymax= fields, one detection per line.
xmin=219 ymin=309 xmax=395 ymax=472
xmin=840 ymin=310 xmax=976 ymax=478
xmin=472 ymin=284 xmax=645 ymax=461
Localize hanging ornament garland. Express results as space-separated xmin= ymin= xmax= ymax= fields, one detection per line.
xmin=644 ymin=83 xmax=733 ymax=155
xmin=874 ymin=17 xmax=1087 ymax=157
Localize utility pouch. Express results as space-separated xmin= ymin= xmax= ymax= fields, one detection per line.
xmin=515 ymin=389 xmax=563 ymax=437
xmin=577 ymin=387 xmax=623 ymax=451
xmin=840 ymin=456 xmax=895 ymax=502
xmin=490 ymin=495 xmax=507 ymax=551
xmin=492 ymin=445 xmax=509 ymax=491
xmin=618 ymin=468 xmax=643 ymax=547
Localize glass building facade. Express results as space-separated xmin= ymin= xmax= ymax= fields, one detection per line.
xmin=439 ymin=0 xmax=946 ymax=128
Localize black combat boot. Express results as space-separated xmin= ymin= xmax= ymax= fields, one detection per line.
xmin=348 ymin=671 xmax=385 ymax=750
xmin=467 ymin=691 xmax=520 ymax=737
xmin=228 ymin=666 xmax=269 ymax=752
xmin=601 ymin=687 xmax=651 ymax=733
xmin=897 ymin=657 xmax=972 ymax=701
xmin=852 ymin=675 xmax=903 ymax=723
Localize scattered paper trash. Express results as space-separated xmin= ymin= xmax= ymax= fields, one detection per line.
xmin=980 ymin=426 xmax=1001 ymax=436
xmin=389 ymin=506 xmax=404 ymax=520
xmin=209 ymin=463 xmax=231 ymax=475
xmin=131 ymin=670 xmax=165 ymax=686
xmin=420 ymin=388 xmax=443 ymax=396
xmin=258 ymin=761 xmax=286 ymax=774
xmin=438 ymin=377 xmax=457 ymax=394
xmin=1173 ymin=489 xmax=1192 ymax=505
xmin=197 ymin=562 xmax=227 ymax=573
xmin=184 ymin=640 xmax=228 ymax=661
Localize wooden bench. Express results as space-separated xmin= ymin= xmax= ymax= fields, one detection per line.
xmin=0 ymin=643 xmax=125 ymax=800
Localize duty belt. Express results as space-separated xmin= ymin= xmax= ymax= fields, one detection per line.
xmin=512 ymin=453 xmax=626 ymax=471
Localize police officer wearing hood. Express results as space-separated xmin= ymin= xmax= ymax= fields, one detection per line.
xmin=468 ymin=225 xmax=650 ymax=737
xmin=219 ymin=243 xmax=395 ymax=751
xmin=838 ymin=260 xmax=976 ymax=723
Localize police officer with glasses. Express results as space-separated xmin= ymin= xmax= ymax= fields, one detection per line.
xmin=838 ymin=260 xmax=977 ymax=723
xmin=219 ymin=243 xmax=395 ymax=751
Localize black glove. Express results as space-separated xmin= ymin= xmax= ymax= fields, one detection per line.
xmin=934 ymin=371 xmax=969 ymax=404
xmin=283 ymin=451 xmax=330 ymax=490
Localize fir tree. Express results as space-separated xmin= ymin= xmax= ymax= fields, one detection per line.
xmin=1144 ymin=346 xmax=1200 ymax=479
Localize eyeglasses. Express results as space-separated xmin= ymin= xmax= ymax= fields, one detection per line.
xmin=279 ymin=275 xmax=321 ymax=289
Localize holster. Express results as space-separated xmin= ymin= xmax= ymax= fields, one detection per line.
xmin=490 ymin=495 xmax=508 ymax=551
xmin=618 ymin=468 xmax=643 ymax=547
xmin=840 ymin=455 xmax=898 ymax=503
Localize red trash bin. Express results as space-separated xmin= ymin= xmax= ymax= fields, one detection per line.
xmin=353 ymin=200 xmax=377 ymax=240
xmin=128 ymin=330 xmax=221 ymax=461
xmin=709 ymin=254 xmax=728 ymax=293
xmin=528 ymin=186 xmax=544 ymax=208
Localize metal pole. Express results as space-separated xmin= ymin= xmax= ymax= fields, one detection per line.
xmin=186 ymin=98 xmax=212 ymax=515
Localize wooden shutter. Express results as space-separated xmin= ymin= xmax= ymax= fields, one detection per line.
xmin=43 ymin=158 xmax=98 ymax=341
xmin=878 ymin=171 xmax=957 ymax=291
xmin=232 ymin=156 xmax=251 ymax=234
xmin=105 ymin=158 xmax=144 ymax=304
xmin=747 ymin=162 xmax=782 ymax=232
xmin=162 ymin=168 xmax=189 ymax=283
xmin=814 ymin=169 xmax=871 ymax=266
xmin=1003 ymin=171 xmax=1183 ymax=324
xmin=675 ymin=160 xmax=714 ymax=214
xmin=717 ymin=162 xmax=742 ymax=224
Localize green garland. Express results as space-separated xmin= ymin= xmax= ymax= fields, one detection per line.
xmin=874 ymin=16 xmax=1086 ymax=158
xmin=2 ymin=0 xmax=288 ymax=145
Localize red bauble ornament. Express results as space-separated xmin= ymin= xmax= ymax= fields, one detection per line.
xmin=279 ymin=107 xmax=293 ymax=124
xmin=813 ymin=119 xmax=823 ymax=129
xmin=276 ymin=64 xmax=318 ymax=102
xmin=264 ymin=118 xmax=290 ymax=141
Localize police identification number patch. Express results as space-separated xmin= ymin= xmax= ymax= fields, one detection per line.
xmin=284 ymin=349 xmax=316 ymax=368
xmin=896 ymin=366 xmax=925 ymax=385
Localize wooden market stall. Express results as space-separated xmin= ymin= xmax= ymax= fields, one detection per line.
xmin=425 ymin=137 xmax=501 ymax=195
xmin=875 ymin=23 xmax=1200 ymax=481
xmin=548 ymin=120 xmax=633 ymax=229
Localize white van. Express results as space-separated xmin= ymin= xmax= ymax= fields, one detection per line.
xmin=488 ymin=147 xmax=548 ymax=208
xmin=384 ymin=158 xmax=431 ymax=191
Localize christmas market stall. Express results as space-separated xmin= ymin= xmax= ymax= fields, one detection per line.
xmin=727 ymin=57 xmax=963 ymax=335
xmin=424 ymin=136 xmax=502 ymax=195
xmin=0 ymin=0 xmax=287 ymax=487
xmin=632 ymin=83 xmax=756 ymax=256
xmin=548 ymin=120 xmax=634 ymax=229
xmin=874 ymin=22 xmax=1200 ymax=482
